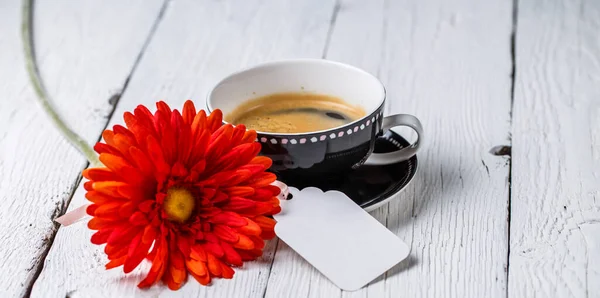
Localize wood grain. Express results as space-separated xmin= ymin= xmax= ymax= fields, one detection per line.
xmin=17 ymin=0 xmax=598 ymax=297
xmin=265 ymin=0 xmax=514 ymax=297
xmin=0 ymin=0 xmax=164 ymax=297
xmin=509 ymin=0 xmax=600 ymax=297
xmin=31 ymin=0 xmax=338 ymax=297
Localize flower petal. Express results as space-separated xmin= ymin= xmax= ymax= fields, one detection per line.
xmin=237 ymin=218 xmax=261 ymax=236
xmin=206 ymin=109 xmax=223 ymax=133
xmin=189 ymin=269 xmax=211 ymax=286
xmin=229 ymin=125 xmax=247 ymax=146
xmin=84 ymin=181 xmax=94 ymax=191
xmin=186 ymin=258 xmax=207 ymax=277
xmin=119 ymin=201 xmax=137 ymax=218
xmin=106 ymin=255 xmax=127 ymax=269
xmin=208 ymin=212 xmax=247 ymax=227
xmin=82 ymin=168 xmax=119 ymax=182
xmin=91 ymin=229 xmax=111 ymax=244
xmin=138 ymin=200 xmax=155 ymax=212
xmin=107 ymin=226 xmax=141 ymax=245
xmin=85 ymin=191 xmax=124 ymax=204
xmin=211 ymin=143 xmax=261 ymax=172
xmin=182 ymin=100 xmax=196 ymax=124
xmin=253 ymin=216 xmax=276 ymax=239
xmin=190 ymin=245 xmax=207 ymax=262
xmin=138 ymin=236 xmax=168 ymax=288
xmin=94 ymin=142 xmax=122 ymax=157
xmin=177 ymin=236 xmax=192 ymax=256
xmin=88 ymin=218 xmax=123 ymax=230
xmin=213 ymin=225 xmax=240 ymax=243
xmin=224 ymin=186 xmax=255 ymax=197
xmin=233 ymin=234 xmax=254 ymax=250
xmin=250 ymin=235 xmax=265 ymax=250
xmin=102 ymin=130 xmax=115 ymax=146
xmin=202 ymin=242 xmax=224 ymax=258
xmin=189 ymin=130 xmax=210 ymax=165
xmin=190 ymin=110 xmax=207 ymax=139
xmin=220 ymin=242 xmax=242 ymax=266
xmin=146 ymin=135 xmax=170 ymax=180
xmin=238 ymin=249 xmax=260 ymax=261
xmin=250 ymin=156 xmax=272 ymax=168
xmin=207 ymin=253 xmax=222 ymax=276
xmin=241 ymin=129 xmax=258 ymax=144
xmin=158 ymin=118 xmax=177 ymax=165
xmin=156 ymin=101 xmax=172 ymax=116
xmin=123 ymin=112 xmax=153 ymax=146
xmin=129 ymin=211 xmax=149 ymax=226
xmin=142 ymin=225 xmax=157 ymax=244
xmin=251 ymin=187 xmax=280 ymax=201
xmin=206 ymin=126 xmax=233 ymax=161
xmin=129 ymin=146 xmax=155 ymax=177
xmin=92 ymin=181 xmax=128 ymax=198
xmin=170 ymin=244 xmax=186 ymax=270
xmin=170 ymin=264 xmax=187 ymax=284
xmin=93 ymin=201 xmax=122 ymax=218
xmin=106 ymin=244 xmax=128 ymax=259
xmin=177 ymin=125 xmax=193 ymax=166
xmin=124 ymin=233 xmax=152 ymax=273
xmin=221 ymin=196 xmax=260 ymax=212
xmin=220 ymin=262 xmax=235 ymax=279
xmin=245 ymin=172 xmax=277 ymax=187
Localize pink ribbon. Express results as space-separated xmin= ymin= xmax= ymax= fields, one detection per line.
xmin=271 ymin=180 xmax=289 ymax=200
xmin=54 ymin=204 xmax=89 ymax=226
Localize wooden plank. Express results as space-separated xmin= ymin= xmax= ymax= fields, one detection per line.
xmin=31 ymin=0 xmax=337 ymax=297
xmin=0 ymin=0 xmax=164 ymax=297
xmin=265 ymin=0 xmax=514 ymax=297
xmin=509 ymin=0 xmax=600 ymax=297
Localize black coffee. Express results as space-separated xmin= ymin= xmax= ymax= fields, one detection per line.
xmin=225 ymin=92 xmax=366 ymax=133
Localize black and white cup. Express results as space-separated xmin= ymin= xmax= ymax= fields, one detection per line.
xmin=207 ymin=59 xmax=423 ymax=181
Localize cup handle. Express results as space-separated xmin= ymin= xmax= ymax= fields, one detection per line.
xmin=363 ymin=114 xmax=423 ymax=166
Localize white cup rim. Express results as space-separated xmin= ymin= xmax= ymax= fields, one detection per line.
xmin=206 ymin=58 xmax=386 ymax=136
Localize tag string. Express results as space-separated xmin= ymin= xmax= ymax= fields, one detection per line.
xmin=271 ymin=180 xmax=290 ymax=201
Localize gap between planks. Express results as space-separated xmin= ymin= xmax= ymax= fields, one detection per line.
xmin=23 ymin=0 xmax=171 ymax=295
xmin=505 ymin=0 xmax=519 ymax=297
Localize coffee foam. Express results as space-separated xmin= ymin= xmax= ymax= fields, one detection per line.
xmin=225 ymin=92 xmax=366 ymax=133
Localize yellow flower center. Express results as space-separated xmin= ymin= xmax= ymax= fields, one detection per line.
xmin=163 ymin=187 xmax=195 ymax=223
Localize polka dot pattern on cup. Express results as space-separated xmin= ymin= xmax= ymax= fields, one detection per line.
xmin=255 ymin=110 xmax=384 ymax=145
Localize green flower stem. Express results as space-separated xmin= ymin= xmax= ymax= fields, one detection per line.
xmin=21 ymin=0 xmax=101 ymax=167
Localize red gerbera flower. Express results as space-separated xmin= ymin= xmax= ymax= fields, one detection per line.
xmin=82 ymin=100 xmax=281 ymax=290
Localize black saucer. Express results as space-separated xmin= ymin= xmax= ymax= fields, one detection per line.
xmin=279 ymin=131 xmax=418 ymax=211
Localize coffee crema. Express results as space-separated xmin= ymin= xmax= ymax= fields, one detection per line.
xmin=225 ymin=92 xmax=366 ymax=133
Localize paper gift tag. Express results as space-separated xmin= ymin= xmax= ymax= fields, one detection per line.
xmin=273 ymin=187 xmax=410 ymax=291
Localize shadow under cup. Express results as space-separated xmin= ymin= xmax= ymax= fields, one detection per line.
xmin=207 ymin=59 xmax=391 ymax=184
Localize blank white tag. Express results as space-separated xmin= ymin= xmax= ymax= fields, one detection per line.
xmin=273 ymin=187 xmax=410 ymax=291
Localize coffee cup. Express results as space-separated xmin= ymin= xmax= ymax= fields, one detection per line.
xmin=207 ymin=59 xmax=423 ymax=181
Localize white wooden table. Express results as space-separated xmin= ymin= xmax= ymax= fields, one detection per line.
xmin=1 ymin=0 xmax=599 ymax=297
